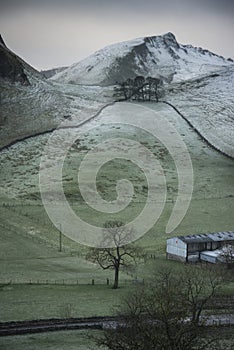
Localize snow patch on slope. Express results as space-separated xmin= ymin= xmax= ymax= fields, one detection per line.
xmin=165 ymin=66 xmax=234 ymax=158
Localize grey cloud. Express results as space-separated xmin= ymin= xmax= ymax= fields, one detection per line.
xmin=1 ymin=0 xmax=234 ymax=14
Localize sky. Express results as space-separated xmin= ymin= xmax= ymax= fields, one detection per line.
xmin=1 ymin=0 xmax=234 ymax=70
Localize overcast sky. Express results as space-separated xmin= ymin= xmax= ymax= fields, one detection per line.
xmin=1 ymin=0 xmax=233 ymax=70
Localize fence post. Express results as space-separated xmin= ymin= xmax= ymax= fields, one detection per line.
xmin=92 ymin=279 xmax=95 ymax=285
xmin=107 ymin=278 xmax=109 ymax=286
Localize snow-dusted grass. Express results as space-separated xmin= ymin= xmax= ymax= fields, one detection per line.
xmin=0 ymin=79 xmax=113 ymax=150
xmin=164 ymin=66 xmax=234 ymax=157
xmin=0 ymin=79 xmax=65 ymax=149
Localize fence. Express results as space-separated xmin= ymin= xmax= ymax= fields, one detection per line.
xmin=0 ymin=277 xmax=144 ymax=286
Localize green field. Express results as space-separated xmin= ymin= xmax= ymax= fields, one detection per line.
xmin=0 ymin=101 xmax=233 ymax=330
xmin=0 ymin=330 xmax=106 ymax=350
xmin=0 ymin=284 xmax=131 ymax=322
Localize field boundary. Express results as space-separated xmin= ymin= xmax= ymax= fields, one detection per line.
xmin=161 ymin=100 xmax=234 ymax=160
xmin=0 ymin=101 xmax=116 ymax=152
xmin=0 ymin=278 xmax=142 ymax=286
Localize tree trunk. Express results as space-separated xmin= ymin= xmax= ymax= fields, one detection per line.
xmin=113 ymin=266 xmax=119 ymax=289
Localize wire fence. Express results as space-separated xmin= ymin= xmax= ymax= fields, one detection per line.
xmin=0 ymin=277 xmax=144 ymax=286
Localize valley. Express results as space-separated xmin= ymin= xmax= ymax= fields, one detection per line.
xmin=0 ymin=32 xmax=233 ymax=349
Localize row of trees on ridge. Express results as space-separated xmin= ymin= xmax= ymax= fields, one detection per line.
xmin=114 ymin=76 xmax=163 ymax=102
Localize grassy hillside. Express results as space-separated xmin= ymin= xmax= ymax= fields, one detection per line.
xmin=0 ymin=100 xmax=233 ymax=322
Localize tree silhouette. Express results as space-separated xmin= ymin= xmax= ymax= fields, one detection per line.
xmin=220 ymin=243 xmax=234 ymax=269
xmin=133 ymin=76 xmax=145 ymax=101
xmin=95 ymin=267 xmax=225 ymax=349
xmin=86 ymin=220 xmax=142 ymax=289
xmin=114 ymin=76 xmax=163 ymax=102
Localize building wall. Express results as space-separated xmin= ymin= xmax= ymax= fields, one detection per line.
xmin=166 ymin=252 xmax=186 ymax=262
xmin=166 ymin=238 xmax=187 ymax=259
xmin=187 ymin=242 xmax=206 ymax=253
xmin=212 ymin=242 xmax=221 ymax=250
xmin=187 ymin=253 xmax=200 ymax=263
xmin=166 ymin=236 xmax=234 ymax=264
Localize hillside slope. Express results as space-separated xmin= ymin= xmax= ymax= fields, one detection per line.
xmin=0 ymin=37 xmax=114 ymax=150
xmin=165 ymin=66 xmax=234 ymax=158
xmin=52 ymin=32 xmax=232 ymax=85
xmin=41 ymin=66 xmax=68 ymax=79
xmin=0 ymin=36 xmax=69 ymax=149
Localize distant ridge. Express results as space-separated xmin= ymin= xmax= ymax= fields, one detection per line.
xmin=52 ymin=32 xmax=232 ymax=85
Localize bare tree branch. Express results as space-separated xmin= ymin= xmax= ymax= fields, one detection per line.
xmin=86 ymin=220 xmax=143 ymax=289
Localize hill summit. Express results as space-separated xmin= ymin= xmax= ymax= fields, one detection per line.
xmin=52 ymin=32 xmax=232 ymax=85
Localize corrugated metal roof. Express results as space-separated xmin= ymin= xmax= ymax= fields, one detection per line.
xmin=178 ymin=234 xmax=212 ymax=243
xmin=178 ymin=231 xmax=234 ymax=244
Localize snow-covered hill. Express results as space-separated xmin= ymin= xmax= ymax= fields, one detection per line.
xmin=52 ymin=32 xmax=233 ymax=86
xmin=1 ymin=33 xmax=233 ymax=159
xmin=51 ymin=32 xmax=234 ymax=158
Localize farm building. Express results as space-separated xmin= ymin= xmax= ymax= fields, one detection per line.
xmin=166 ymin=231 xmax=234 ymax=263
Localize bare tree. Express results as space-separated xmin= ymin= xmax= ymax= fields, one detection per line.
xmin=86 ymin=220 xmax=142 ymax=289
xmin=182 ymin=265 xmax=222 ymax=324
xmin=133 ymin=76 xmax=145 ymax=101
xmin=96 ymin=267 xmax=226 ymax=350
xmin=151 ymin=77 xmax=162 ymax=102
xmin=125 ymin=78 xmax=134 ymax=99
xmin=146 ymin=76 xmax=154 ymax=101
xmin=220 ymin=244 xmax=234 ymax=269
xmin=119 ymin=81 xmax=131 ymax=100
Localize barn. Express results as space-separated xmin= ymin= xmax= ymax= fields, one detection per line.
xmin=166 ymin=231 xmax=234 ymax=263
